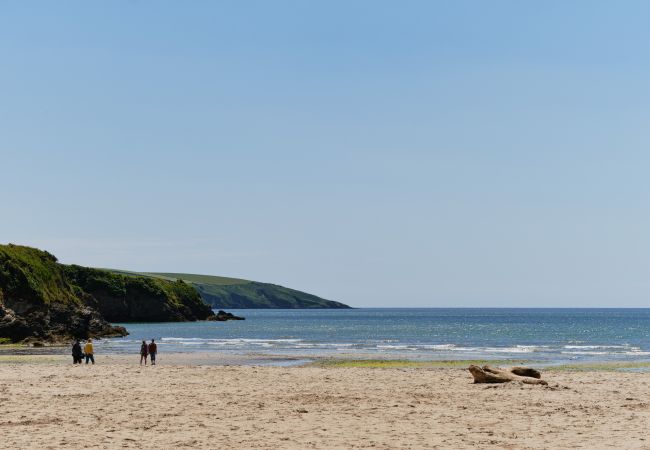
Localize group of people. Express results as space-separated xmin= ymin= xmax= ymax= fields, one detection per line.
xmin=140 ymin=339 xmax=158 ymax=365
xmin=71 ymin=338 xmax=158 ymax=365
xmin=71 ymin=339 xmax=95 ymax=364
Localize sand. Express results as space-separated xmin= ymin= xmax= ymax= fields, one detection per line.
xmin=1 ymin=356 xmax=649 ymax=449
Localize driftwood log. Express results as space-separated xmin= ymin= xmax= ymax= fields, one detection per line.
xmin=468 ymin=365 xmax=547 ymax=385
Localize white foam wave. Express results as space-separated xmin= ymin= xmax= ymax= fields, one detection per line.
xmin=102 ymin=338 xmax=650 ymax=360
xmin=160 ymin=338 xmax=302 ymax=344
xmin=561 ymin=351 xmax=610 ymax=355
xmin=564 ymin=345 xmax=634 ymax=350
xmin=482 ymin=347 xmax=536 ymax=353
xmin=421 ymin=344 xmax=457 ymax=350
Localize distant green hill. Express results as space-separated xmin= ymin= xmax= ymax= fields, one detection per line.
xmin=110 ymin=270 xmax=350 ymax=309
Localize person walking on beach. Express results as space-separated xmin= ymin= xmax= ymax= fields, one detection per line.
xmin=140 ymin=340 xmax=149 ymax=365
xmin=148 ymin=339 xmax=157 ymax=365
xmin=84 ymin=339 xmax=94 ymax=364
xmin=72 ymin=340 xmax=83 ymax=364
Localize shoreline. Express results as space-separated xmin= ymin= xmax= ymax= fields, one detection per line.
xmin=2 ymin=349 xmax=650 ymax=371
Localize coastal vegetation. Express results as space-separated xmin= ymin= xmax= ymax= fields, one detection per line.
xmin=0 ymin=244 xmax=127 ymax=343
xmin=0 ymin=244 xmax=215 ymax=343
xmin=544 ymin=361 xmax=650 ymax=372
xmin=65 ymin=266 xmax=213 ymax=322
xmin=314 ymin=359 xmax=528 ymax=368
xmin=313 ymin=359 xmax=650 ymax=372
xmin=113 ymin=271 xmax=350 ymax=309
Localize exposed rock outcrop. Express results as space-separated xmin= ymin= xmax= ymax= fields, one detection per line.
xmin=207 ymin=310 xmax=246 ymax=321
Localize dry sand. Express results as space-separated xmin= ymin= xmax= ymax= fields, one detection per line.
xmin=1 ymin=356 xmax=649 ymax=449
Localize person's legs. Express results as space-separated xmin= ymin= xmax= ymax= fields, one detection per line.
xmin=150 ymin=353 xmax=156 ymax=365
xmin=90 ymin=354 xmax=94 ymax=364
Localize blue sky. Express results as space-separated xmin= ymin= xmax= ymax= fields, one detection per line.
xmin=2 ymin=1 xmax=650 ymax=307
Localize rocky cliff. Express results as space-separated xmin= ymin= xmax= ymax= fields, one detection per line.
xmin=0 ymin=244 xmax=215 ymax=343
xmin=0 ymin=244 xmax=127 ymax=343
xmin=65 ymin=265 xmax=213 ymax=322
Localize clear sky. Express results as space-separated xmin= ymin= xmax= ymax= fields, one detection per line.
xmin=2 ymin=1 xmax=650 ymax=307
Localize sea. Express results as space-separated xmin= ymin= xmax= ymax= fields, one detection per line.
xmin=93 ymin=308 xmax=650 ymax=366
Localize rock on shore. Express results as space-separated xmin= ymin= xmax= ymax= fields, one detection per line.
xmin=207 ymin=310 xmax=246 ymax=321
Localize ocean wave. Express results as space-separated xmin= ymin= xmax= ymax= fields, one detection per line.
xmin=561 ymin=349 xmax=650 ymax=356
xmin=421 ymin=344 xmax=457 ymax=350
xmin=480 ymin=347 xmax=536 ymax=353
xmin=160 ymin=338 xmax=303 ymax=344
xmin=372 ymin=344 xmax=548 ymax=354
xmin=377 ymin=345 xmax=415 ymax=350
xmin=561 ymin=351 xmax=610 ymax=355
xmin=564 ymin=345 xmax=635 ymax=350
xmin=98 ymin=337 xmax=650 ymax=361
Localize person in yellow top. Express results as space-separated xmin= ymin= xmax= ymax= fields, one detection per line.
xmin=84 ymin=339 xmax=95 ymax=364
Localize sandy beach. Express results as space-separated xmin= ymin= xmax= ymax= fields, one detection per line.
xmin=0 ymin=356 xmax=649 ymax=449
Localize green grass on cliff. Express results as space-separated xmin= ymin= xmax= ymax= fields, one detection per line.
xmin=0 ymin=244 xmax=217 ymax=342
xmin=66 ymin=265 xmax=213 ymax=322
xmin=0 ymin=244 xmax=81 ymax=306
xmin=68 ymin=266 xmax=198 ymax=309
xmin=0 ymin=243 xmax=214 ymax=321
xmin=111 ymin=270 xmax=250 ymax=286
xmin=109 ymin=270 xmax=350 ymax=309
xmin=146 ymin=273 xmax=251 ymax=286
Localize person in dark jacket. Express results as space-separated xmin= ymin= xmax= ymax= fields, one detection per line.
xmin=140 ymin=340 xmax=149 ymax=365
xmin=71 ymin=340 xmax=83 ymax=364
xmin=148 ymin=339 xmax=157 ymax=365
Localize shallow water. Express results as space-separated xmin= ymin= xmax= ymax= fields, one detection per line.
xmin=93 ymin=308 xmax=650 ymax=365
